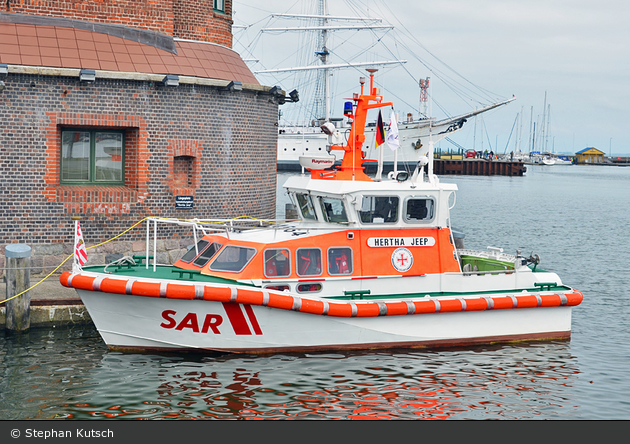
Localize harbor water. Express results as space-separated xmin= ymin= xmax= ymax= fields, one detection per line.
xmin=1 ymin=164 xmax=629 ymax=420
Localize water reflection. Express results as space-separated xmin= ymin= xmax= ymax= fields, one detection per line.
xmin=0 ymin=326 xmax=582 ymax=420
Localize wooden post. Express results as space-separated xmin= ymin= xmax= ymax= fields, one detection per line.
xmin=5 ymin=244 xmax=31 ymax=333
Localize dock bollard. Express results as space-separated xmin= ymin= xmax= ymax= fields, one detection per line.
xmin=5 ymin=244 xmax=31 ymax=333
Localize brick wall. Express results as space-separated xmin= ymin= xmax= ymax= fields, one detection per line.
xmin=0 ymin=73 xmax=278 ymax=275
xmin=1 ymin=0 xmax=233 ymax=47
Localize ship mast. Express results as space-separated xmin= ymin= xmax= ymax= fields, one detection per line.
xmin=256 ymin=0 xmax=404 ymax=123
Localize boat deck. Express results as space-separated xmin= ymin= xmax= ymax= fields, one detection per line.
xmin=81 ymin=261 xmax=573 ymax=301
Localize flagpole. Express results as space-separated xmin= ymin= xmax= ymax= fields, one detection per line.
xmin=376 ymin=132 xmax=383 ymax=181
xmin=386 ymin=108 xmax=400 ymax=176
xmin=72 ymin=216 xmax=81 ymax=272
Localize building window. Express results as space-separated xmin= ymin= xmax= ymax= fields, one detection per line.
xmin=213 ymin=0 xmax=225 ymax=12
xmin=61 ymin=130 xmax=124 ymax=185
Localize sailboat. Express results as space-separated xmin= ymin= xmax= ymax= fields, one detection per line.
xmin=236 ymin=0 xmax=514 ymax=171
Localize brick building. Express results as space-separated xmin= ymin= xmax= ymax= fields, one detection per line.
xmin=0 ymin=1 xmax=282 ymax=275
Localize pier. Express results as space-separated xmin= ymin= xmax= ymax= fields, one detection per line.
xmin=433 ymin=159 xmax=527 ymax=176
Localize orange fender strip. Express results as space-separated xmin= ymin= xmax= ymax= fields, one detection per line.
xmin=566 ymin=291 xmax=583 ymax=306
xmin=327 ymin=302 xmax=354 ymax=317
xmin=236 ymin=288 xmax=265 ymax=306
xmin=298 ymin=298 xmax=327 ymax=315
xmin=355 ymin=303 xmax=380 ymax=317
xmin=384 ymin=301 xmax=412 ymax=316
xmin=166 ymin=283 xmax=196 ymax=300
xmin=516 ymin=295 xmax=539 ymax=309
xmin=265 ymin=293 xmax=295 ymax=311
xmin=492 ymin=296 xmax=515 ymax=310
xmin=61 ymin=272 xmax=583 ymax=318
xmin=99 ymin=278 xmax=129 ymax=295
xmin=462 ymin=297 xmax=489 ymax=311
xmin=204 ymin=286 xmax=233 ymax=302
xmin=413 ymin=299 xmax=440 ymax=314
xmin=438 ymin=299 xmax=463 ymax=313
xmin=70 ymin=274 xmax=96 ymax=291
xmin=132 ymin=281 xmax=161 ymax=297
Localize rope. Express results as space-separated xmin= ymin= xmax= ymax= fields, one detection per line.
xmin=104 ymin=256 xmax=137 ymax=274
xmin=0 ymin=215 xmax=282 ymax=305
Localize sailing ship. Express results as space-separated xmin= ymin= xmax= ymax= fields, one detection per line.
xmin=60 ymin=70 xmax=582 ymax=354
xmin=237 ymin=0 xmax=514 ymax=171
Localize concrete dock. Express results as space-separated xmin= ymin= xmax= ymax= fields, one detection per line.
xmin=0 ymin=275 xmax=91 ymax=329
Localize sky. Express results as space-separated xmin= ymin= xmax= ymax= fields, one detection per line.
xmin=232 ymin=0 xmax=630 ymax=156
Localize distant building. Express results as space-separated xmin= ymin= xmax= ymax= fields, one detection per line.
xmin=575 ymin=147 xmax=606 ymax=164
xmin=0 ymin=1 xmax=283 ymax=274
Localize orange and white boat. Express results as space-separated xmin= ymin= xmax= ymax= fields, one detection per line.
xmin=61 ymin=71 xmax=582 ymax=354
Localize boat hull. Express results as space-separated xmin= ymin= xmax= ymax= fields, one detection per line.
xmin=75 ymin=288 xmax=576 ymax=354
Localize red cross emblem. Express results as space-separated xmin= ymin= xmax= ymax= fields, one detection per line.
xmin=391 ymin=248 xmax=413 ymax=272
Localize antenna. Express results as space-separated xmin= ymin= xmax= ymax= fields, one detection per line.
xmin=420 ymin=77 xmax=430 ymax=117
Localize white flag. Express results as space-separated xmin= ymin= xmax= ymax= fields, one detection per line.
xmin=75 ymin=222 xmax=88 ymax=266
xmin=386 ymin=110 xmax=399 ymax=152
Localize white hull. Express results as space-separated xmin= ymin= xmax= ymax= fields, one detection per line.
xmin=77 ymin=288 xmax=575 ymax=353
xmin=278 ymin=100 xmax=515 ymax=169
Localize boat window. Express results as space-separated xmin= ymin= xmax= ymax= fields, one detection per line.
xmin=296 ymin=193 xmax=317 ymax=220
xmin=357 ymin=196 xmax=399 ymax=224
xmin=404 ymin=198 xmax=435 ymax=223
xmin=296 ymin=248 xmax=322 ymax=277
xmin=180 ymin=240 xmax=210 ymax=263
xmin=319 ymin=197 xmax=348 ymax=223
xmin=209 ymin=246 xmax=257 ymax=273
xmin=265 ymin=284 xmax=290 ymax=292
xmin=264 ymin=248 xmax=291 ymax=278
xmin=328 ymin=247 xmax=353 ymax=275
xmin=192 ymin=242 xmax=222 ymax=267
xmin=297 ymin=283 xmax=322 ymax=293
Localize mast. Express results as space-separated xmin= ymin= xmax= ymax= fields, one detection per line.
xmin=545 ymin=103 xmax=551 ymax=153
xmin=527 ymin=105 xmax=534 ymax=157
xmin=541 ymin=91 xmax=547 ymax=152
xmin=321 ymin=0 xmax=330 ymax=122
xmin=311 ymin=69 xmax=393 ymax=182
xmin=257 ymin=1 xmax=403 ymax=124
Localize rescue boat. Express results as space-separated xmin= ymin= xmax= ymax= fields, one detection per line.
xmin=60 ymin=71 xmax=582 ymax=354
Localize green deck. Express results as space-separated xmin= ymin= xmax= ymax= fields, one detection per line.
xmin=83 ymin=262 xmax=244 ymax=286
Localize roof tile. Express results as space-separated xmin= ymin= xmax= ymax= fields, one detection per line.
xmin=35 ymin=26 xmax=57 ymax=38
xmin=41 ymin=56 xmax=62 ymax=67
xmin=20 ymin=45 xmax=41 ymax=56
xmin=1 ymin=44 xmax=20 ymax=55
xmin=0 ymin=53 xmax=21 ymax=64
xmin=0 ymin=22 xmax=259 ymax=85
xmin=21 ymin=55 xmax=42 ymax=65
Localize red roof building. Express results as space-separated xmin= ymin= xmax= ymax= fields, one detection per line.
xmin=0 ymin=1 xmax=282 ymax=272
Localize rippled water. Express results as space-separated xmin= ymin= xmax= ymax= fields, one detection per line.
xmin=1 ymin=165 xmax=629 ymax=420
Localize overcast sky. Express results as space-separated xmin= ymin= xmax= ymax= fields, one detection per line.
xmin=233 ymin=0 xmax=630 ymax=155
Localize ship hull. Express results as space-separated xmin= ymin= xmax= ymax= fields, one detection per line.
xmin=75 ymin=286 xmax=578 ymax=354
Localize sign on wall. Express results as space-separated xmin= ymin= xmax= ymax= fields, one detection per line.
xmin=175 ymin=196 xmax=194 ymax=209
